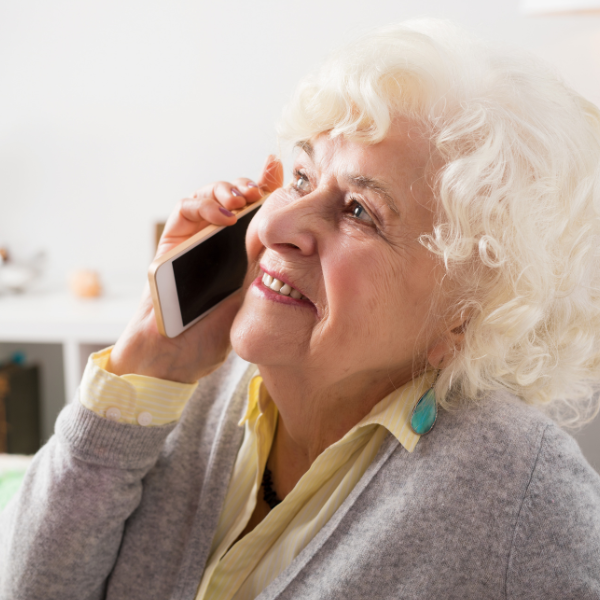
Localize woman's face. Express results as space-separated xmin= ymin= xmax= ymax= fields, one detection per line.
xmin=231 ymin=120 xmax=448 ymax=392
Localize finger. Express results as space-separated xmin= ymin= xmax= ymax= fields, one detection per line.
xmin=231 ymin=178 xmax=262 ymax=203
xmin=257 ymin=155 xmax=284 ymax=192
xmin=160 ymin=177 xmax=263 ymax=252
xmin=179 ymin=195 xmax=237 ymax=228
xmin=183 ymin=180 xmax=251 ymax=221
xmin=212 ymin=181 xmax=249 ymax=211
xmin=190 ymin=181 xmax=252 ymax=213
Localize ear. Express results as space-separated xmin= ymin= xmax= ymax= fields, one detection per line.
xmin=427 ymin=319 xmax=466 ymax=369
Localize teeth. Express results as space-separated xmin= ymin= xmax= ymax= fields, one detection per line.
xmin=262 ymin=272 xmax=305 ymax=300
xmin=270 ymin=279 xmax=283 ymax=292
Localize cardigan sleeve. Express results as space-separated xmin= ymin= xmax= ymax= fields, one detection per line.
xmin=506 ymin=423 xmax=600 ymax=599
xmin=0 ymin=397 xmax=177 ymax=600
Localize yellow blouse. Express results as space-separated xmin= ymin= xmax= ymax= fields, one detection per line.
xmin=79 ymin=349 xmax=431 ymax=600
xmin=196 ymin=371 xmax=430 ymax=600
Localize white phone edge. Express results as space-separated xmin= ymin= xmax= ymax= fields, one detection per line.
xmin=149 ymin=197 xmax=266 ymax=339
xmin=154 ymin=261 xmax=242 ymax=338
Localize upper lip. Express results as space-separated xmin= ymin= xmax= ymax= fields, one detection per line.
xmin=259 ymin=264 xmax=310 ymax=301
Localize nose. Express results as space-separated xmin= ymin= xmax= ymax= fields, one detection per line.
xmin=256 ymin=192 xmax=320 ymax=257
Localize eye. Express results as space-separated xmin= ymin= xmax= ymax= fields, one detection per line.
xmin=292 ymin=169 xmax=311 ymax=193
xmin=349 ymin=199 xmax=375 ymax=224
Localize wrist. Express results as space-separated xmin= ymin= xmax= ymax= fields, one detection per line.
xmin=107 ymin=299 xmax=198 ymax=383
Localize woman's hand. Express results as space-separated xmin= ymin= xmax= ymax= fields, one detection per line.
xmin=107 ymin=156 xmax=284 ymax=383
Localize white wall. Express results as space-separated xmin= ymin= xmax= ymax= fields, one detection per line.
xmin=2 ymin=0 xmax=600 ymax=285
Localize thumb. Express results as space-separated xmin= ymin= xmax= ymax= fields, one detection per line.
xmin=257 ymin=154 xmax=284 ymax=192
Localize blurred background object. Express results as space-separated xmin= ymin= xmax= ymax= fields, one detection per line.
xmin=0 ymin=0 xmax=599 ymax=472
xmin=0 ymin=248 xmax=45 ymax=294
xmin=0 ymin=351 xmax=41 ymax=455
xmin=68 ymin=269 xmax=102 ymax=298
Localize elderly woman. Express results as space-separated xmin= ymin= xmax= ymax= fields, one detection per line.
xmin=2 ymin=19 xmax=600 ymax=600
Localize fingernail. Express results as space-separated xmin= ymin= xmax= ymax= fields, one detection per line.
xmin=219 ymin=207 xmax=234 ymax=217
xmin=231 ymin=188 xmax=243 ymax=197
xmin=247 ymin=181 xmax=258 ymax=188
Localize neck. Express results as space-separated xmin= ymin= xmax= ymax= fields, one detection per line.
xmin=257 ymin=363 xmax=412 ymax=497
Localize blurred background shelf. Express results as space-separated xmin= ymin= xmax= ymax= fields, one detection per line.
xmin=0 ymin=285 xmax=139 ymax=442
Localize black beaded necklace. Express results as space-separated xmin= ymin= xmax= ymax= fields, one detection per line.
xmin=261 ymin=466 xmax=282 ymax=509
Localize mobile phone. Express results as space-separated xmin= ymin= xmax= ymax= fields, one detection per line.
xmin=148 ymin=197 xmax=266 ymax=338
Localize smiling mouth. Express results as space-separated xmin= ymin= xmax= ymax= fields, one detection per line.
xmin=261 ymin=271 xmax=307 ymax=300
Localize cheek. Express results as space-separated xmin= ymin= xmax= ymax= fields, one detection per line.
xmin=326 ymin=243 xmax=434 ymax=339
xmin=326 ymin=245 xmax=400 ymax=324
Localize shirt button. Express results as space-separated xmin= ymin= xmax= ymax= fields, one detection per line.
xmin=106 ymin=407 xmax=121 ymax=421
xmin=137 ymin=411 xmax=153 ymax=426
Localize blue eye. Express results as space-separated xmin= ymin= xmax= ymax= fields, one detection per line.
xmin=293 ymin=171 xmax=310 ymax=192
xmin=350 ymin=200 xmax=374 ymax=223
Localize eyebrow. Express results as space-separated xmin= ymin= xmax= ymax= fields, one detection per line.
xmin=295 ymin=140 xmax=314 ymax=159
xmin=344 ymin=174 xmax=399 ymax=215
xmin=294 ymin=140 xmax=400 ymax=216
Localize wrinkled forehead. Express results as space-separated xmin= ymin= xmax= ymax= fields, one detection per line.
xmin=295 ymin=117 xmax=433 ymax=170
xmin=293 ymin=120 xmax=436 ymax=208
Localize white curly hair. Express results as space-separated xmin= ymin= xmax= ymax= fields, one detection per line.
xmin=278 ymin=19 xmax=600 ymax=426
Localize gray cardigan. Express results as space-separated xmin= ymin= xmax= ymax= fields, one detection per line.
xmin=1 ymin=353 xmax=599 ymax=600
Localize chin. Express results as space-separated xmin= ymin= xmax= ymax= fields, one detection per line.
xmin=230 ymin=306 xmax=269 ymax=365
xmin=230 ymin=304 xmax=295 ymax=367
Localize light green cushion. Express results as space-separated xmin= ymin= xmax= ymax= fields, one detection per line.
xmin=0 ymin=455 xmax=32 ymax=511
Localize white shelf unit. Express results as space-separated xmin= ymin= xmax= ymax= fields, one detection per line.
xmin=0 ymin=286 xmax=139 ymax=441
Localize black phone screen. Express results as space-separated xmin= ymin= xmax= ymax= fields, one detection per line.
xmin=172 ymin=206 xmax=260 ymax=326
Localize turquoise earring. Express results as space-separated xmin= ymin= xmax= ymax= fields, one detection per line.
xmin=410 ymin=375 xmax=438 ymax=435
